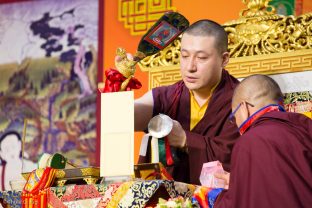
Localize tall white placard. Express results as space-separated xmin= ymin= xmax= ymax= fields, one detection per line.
xmin=100 ymin=91 xmax=134 ymax=178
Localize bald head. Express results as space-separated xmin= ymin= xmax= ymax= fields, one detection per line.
xmin=233 ymin=74 xmax=283 ymax=109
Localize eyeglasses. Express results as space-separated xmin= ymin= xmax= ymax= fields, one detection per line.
xmin=229 ymin=103 xmax=241 ymax=124
xmin=229 ymin=102 xmax=254 ymax=124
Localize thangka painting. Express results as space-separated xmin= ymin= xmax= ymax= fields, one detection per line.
xmin=0 ymin=0 xmax=98 ymax=190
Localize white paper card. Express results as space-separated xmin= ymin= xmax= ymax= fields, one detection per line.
xmin=139 ymin=134 xmax=150 ymax=157
xmin=100 ymin=91 xmax=134 ymax=177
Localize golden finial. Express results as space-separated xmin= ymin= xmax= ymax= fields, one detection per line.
xmin=240 ymin=0 xmax=275 ymax=17
xmin=115 ymin=48 xmax=137 ymax=78
xmin=115 ymin=48 xmax=146 ymax=91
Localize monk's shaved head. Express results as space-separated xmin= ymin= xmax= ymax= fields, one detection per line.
xmin=184 ymin=19 xmax=228 ymax=54
xmin=233 ymin=74 xmax=283 ymax=108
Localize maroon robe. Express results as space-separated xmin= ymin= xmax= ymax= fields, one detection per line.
xmin=215 ymin=111 xmax=312 ymax=207
xmin=149 ymin=69 xmax=240 ymax=185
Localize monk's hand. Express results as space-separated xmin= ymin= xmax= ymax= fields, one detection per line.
xmin=167 ymin=120 xmax=187 ymax=148
xmin=214 ymin=171 xmax=230 ymax=189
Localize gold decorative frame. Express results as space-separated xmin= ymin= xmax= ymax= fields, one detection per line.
xmin=22 ymin=167 xmax=100 ymax=187
xmin=139 ymin=0 xmax=312 ymax=89
xmin=118 ymin=0 xmax=176 ymax=36
xmin=227 ymin=49 xmax=312 ymax=78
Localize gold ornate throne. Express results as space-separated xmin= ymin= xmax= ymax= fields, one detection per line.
xmin=138 ymin=0 xmax=312 ymax=117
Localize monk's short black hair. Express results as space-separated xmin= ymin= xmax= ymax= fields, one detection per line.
xmin=184 ymin=19 xmax=228 ymax=54
xmin=0 ymin=131 xmax=21 ymax=150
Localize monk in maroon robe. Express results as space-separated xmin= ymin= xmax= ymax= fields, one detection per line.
xmin=215 ymin=75 xmax=312 ymax=207
xmin=150 ymin=69 xmax=239 ymax=184
xmin=135 ymin=20 xmax=240 ymax=185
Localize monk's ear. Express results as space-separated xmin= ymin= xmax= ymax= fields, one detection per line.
xmin=221 ymin=52 xmax=230 ymax=68
xmin=241 ymin=102 xmax=250 ymax=118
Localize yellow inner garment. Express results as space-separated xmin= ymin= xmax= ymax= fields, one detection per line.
xmin=190 ymin=82 xmax=220 ymax=130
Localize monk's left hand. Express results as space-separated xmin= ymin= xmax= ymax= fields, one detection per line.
xmin=167 ymin=120 xmax=187 ymax=148
xmin=214 ymin=171 xmax=230 ymax=189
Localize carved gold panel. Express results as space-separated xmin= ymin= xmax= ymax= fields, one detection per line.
xmin=148 ymin=65 xmax=181 ymax=89
xmin=147 ymin=49 xmax=312 ymax=89
xmin=227 ymin=49 xmax=312 ymax=78
xmin=118 ymin=0 xmax=176 ymax=35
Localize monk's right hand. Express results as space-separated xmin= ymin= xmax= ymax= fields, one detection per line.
xmin=167 ymin=120 xmax=187 ymax=148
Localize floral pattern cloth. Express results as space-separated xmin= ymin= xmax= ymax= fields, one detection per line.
xmin=47 ymin=184 xmax=107 ymax=207
xmin=0 ymin=180 xmax=199 ymax=208
xmin=96 ymin=182 xmax=122 ymax=207
xmin=0 ymin=190 xmax=22 ymax=208
xmin=118 ymin=180 xmax=197 ymax=207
